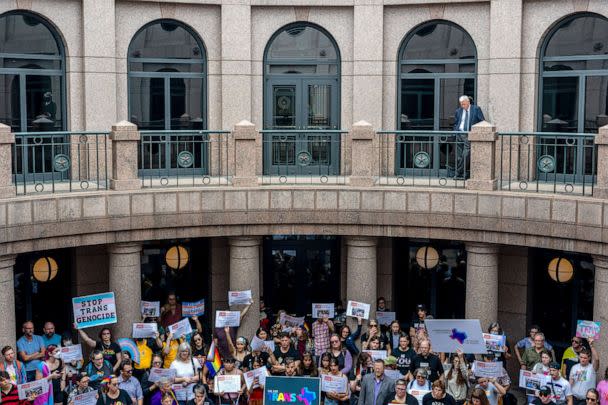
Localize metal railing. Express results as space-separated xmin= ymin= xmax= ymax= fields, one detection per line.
xmin=498 ymin=132 xmax=596 ymax=195
xmin=139 ymin=130 xmax=231 ymax=188
xmin=260 ymin=130 xmax=348 ymax=185
xmin=376 ymin=131 xmax=468 ymax=188
xmin=13 ymin=131 xmax=110 ymax=195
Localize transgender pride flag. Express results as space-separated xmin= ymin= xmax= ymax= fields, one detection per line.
xmin=205 ymin=341 xmax=222 ymax=377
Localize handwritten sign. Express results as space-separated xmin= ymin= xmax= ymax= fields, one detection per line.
xmin=576 ymin=320 xmax=601 ymax=340
xmin=183 ymin=299 xmax=205 ymax=317
xmin=72 ymin=292 xmax=117 ymax=329
xmin=59 ymin=344 xmax=83 ymax=362
xmin=228 ymin=290 xmax=252 ymax=306
xmin=312 ymin=303 xmax=335 ymax=319
xmin=140 ymin=301 xmax=160 ymax=318
xmin=346 ymin=300 xmax=370 ymax=320
xmin=215 ymin=311 xmax=241 ymax=328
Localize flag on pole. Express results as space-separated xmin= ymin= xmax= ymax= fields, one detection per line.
xmin=205 ymin=341 xmax=222 ymax=377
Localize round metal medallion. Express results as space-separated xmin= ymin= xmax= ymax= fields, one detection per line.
xmin=177 ymin=151 xmax=194 ymax=168
xmin=537 ymin=155 xmax=556 ymax=173
xmin=53 ymin=154 xmax=70 ymax=172
xmin=297 ymin=151 xmax=312 ymax=166
xmin=413 ymin=151 xmax=431 ymax=168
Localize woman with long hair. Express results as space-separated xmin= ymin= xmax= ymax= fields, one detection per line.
xmin=225 ymin=328 xmax=250 ymax=370
xmin=77 ymin=328 xmax=122 ymax=372
xmin=469 ymin=388 xmax=491 ymax=405
xmin=318 ymin=352 xmax=332 ymax=376
xmin=442 ymin=352 xmax=468 ymax=405
xmin=339 ymin=318 xmax=362 ymax=357
xmin=297 ymin=353 xmax=318 ymax=377
xmin=324 ymin=358 xmax=349 ymax=405
xmin=35 ymin=345 xmax=64 ymax=405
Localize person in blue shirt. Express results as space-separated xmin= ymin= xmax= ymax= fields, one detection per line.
xmin=16 ymin=321 xmax=45 ymax=382
xmin=42 ymin=322 xmax=62 ymax=348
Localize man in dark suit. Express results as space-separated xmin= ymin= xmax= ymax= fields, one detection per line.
xmin=452 ymin=95 xmax=485 ymax=179
xmin=358 ymin=359 xmax=396 ymax=405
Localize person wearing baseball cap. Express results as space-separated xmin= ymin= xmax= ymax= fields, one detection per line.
xmin=532 ymin=386 xmax=556 ymax=405
xmin=547 ymin=361 xmax=573 ymax=405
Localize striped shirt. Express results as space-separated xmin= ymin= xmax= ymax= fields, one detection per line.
xmin=1 ymin=385 xmax=31 ymax=405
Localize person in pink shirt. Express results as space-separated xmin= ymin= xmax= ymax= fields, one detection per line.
xmin=596 ymin=368 xmax=608 ymax=405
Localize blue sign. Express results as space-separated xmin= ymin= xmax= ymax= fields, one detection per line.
xmin=72 ymin=292 xmax=117 ymax=329
xmin=264 ymin=376 xmax=320 ymax=405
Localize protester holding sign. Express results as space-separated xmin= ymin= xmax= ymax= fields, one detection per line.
xmin=443 ymin=351 xmax=468 ymax=405
xmin=329 ymin=334 xmax=353 ymax=375
xmin=170 ymin=342 xmax=201 ymax=404
xmin=323 ymin=358 xmax=349 ymax=405
xmin=160 ymin=294 xmax=182 ymax=330
xmin=77 ymin=329 xmax=122 ymax=372
xmin=224 ymin=327 xmax=249 ymax=369
xmin=407 ymin=369 xmax=432 ymax=405
xmin=570 ymin=342 xmax=599 ymax=405
xmin=241 ymin=329 xmax=271 ymax=372
xmin=66 ymin=373 xmax=95 ymax=405
xmin=339 ymin=317 xmax=362 ymax=356
xmin=2 ymin=371 xmax=38 ymax=405
xmin=244 ymin=358 xmax=266 ymax=405
xmin=211 ymin=358 xmax=243 ymax=405
xmin=475 ymin=376 xmax=506 ymax=405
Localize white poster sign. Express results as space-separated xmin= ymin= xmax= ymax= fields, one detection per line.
xmin=214 ymin=374 xmax=242 ymax=393
xmin=519 ymin=370 xmax=550 ymax=390
xmin=483 ymin=333 xmax=506 ymax=352
xmin=363 ymin=350 xmax=387 ymax=361
xmin=17 ymin=379 xmax=50 ymax=400
xmin=148 ymin=367 xmax=176 ymax=383
xmin=425 ymin=319 xmax=487 ymax=354
xmin=168 ymin=318 xmax=192 ymax=339
xmin=228 ymin=290 xmax=252 ymax=306
xmin=215 ymin=311 xmax=241 ymax=328
xmin=321 ymin=375 xmax=348 ymax=393
xmin=132 ymin=323 xmax=158 ymax=339
xmin=73 ymin=390 xmax=98 ymax=405
xmin=250 ymin=336 xmax=275 ymax=353
xmin=279 ymin=313 xmax=305 ymax=328
xmin=346 ymin=300 xmax=370 ymax=320
xmin=376 ymin=312 xmax=396 ymax=326
xmin=140 ymin=301 xmax=160 ymax=318
xmin=59 ymin=344 xmax=83 ymax=362
xmin=244 ymin=367 xmax=268 ymax=390
xmin=312 ymin=303 xmax=335 ymax=319
xmin=473 ymin=361 xmax=504 ymax=378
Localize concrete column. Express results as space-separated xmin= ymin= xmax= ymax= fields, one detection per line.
xmin=221 ymin=4 xmax=252 ymax=128
xmin=211 ymin=238 xmax=230 ymax=317
xmin=228 ymin=237 xmax=261 ymax=340
xmin=346 ymin=237 xmax=377 ymax=324
xmin=465 ymin=243 xmax=499 ymax=330
xmin=232 ymin=121 xmax=259 ymax=187
xmin=0 ymin=255 xmax=17 ymax=348
xmin=350 ymin=121 xmax=376 ymax=187
xmin=110 ymin=121 xmax=141 ymax=191
xmin=466 ymin=121 xmax=498 ymax=191
xmin=0 ymin=124 xmax=16 ymax=198
xmin=108 ymin=243 xmax=142 ymax=339
xmin=593 ymin=256 xmax=608 ymax=369
xmin=594 ymin=125 xmax=608 ymax=198
xmin=82 ymin=0 xmax=116 ymax=130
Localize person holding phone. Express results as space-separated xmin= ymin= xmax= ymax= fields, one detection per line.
xmin=34 ymin=345 xmax=64 ymax=405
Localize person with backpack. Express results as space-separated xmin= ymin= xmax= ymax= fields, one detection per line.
xmin=0 ymin=346 xmax=27 ymax=384
xmin=84 ymin=351 xmax=113 ymax=390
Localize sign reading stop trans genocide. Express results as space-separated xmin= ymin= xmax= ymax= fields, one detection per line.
xmin=72 ymin=292 xmax=117 ymax=329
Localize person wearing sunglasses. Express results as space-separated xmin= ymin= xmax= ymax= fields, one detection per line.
xmin=532 ymin=386 xmax=556 ymax=405
xmin=562 ymin=337 xmax=588 ymax=379
xmin=97 ymin=376 xmax=132 ymax=405
xmin=361 ymin=320 xmax=388 ymax=352
xmin=585 ymin=389 xmax=599 ymax=405
xmin=407 ymin=369 xmax=432 ymax=405
xmin=117 ymin=361 xmax=142 ymax=405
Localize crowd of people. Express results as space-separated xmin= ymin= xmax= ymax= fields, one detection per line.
xmin=1 ymin=295 xmax=605 ymax=405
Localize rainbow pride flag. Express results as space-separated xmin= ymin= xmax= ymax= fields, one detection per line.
xmin=205 ymin=341 xmax=222 ymax=377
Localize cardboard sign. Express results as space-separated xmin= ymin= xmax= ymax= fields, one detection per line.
xmin=59 ymin=344 xmax=83 ymax=362
xmin=73 ymin=390 xmax=98 ymax=405
xmin=141 ymin=301 xmax=160 ymax=318
xmin=72 ymin=292 xmax=117 ymax=329
xmin=17 ymin=379 xmax=50 ymax=400
xmin=228 ymin=290 xmax=252 ymax=306
xmin=425 ymin=319 xmax=487 ymax=354
xmin=215 ymin=311 xmax=241 ymax=328
xmin=148 ymin=367 xmax=177 ymax=383
xmin=264 ymin=376 xmax=321 ymax=405
xmin=168 ymin=318 xmax=193 ymax=339
xmin=321 ymin=375 xmax=347 ymax=393
xmin=346 ymin=300 xmax=370 ymax=320
xmin=244 ymin=367 xmax=268 ymax=389
xmin=518 ymin=370 xmax=550 ymax=390
xmin=473 ymin=361 xmax=504 ymax=378
xmin=132 ymin=323 xmax=158 ymax=339
xmin=376 ymin=312 xmax=396 ymax=326
xmin=576 ymin=320 xmax=601 ymax=340
xmin=183 ymin=299 xmax=205 ymax=317
xmin=483 ymin=333 xmax=506 ymax=352
xmin=312 ymin=303 xmax=335 ymax=319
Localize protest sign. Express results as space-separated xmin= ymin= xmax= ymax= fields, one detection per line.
xmin=346 ymin=300 xmax=370 ymax=320
xmin=483 ymin=333 xmax=506 ymax=352
xmin=473 ymin=361 xmax=504 ymax=378
xmin=312 ymin=304 xmax=335 ymax=319
xmin=132 ymin=323 xmax=158 ymax=339
xmin=363 ymin=350 xmax=387 ymax=361
xmin=168 ymin=318 xmax=193 ymax=339
xmin=73 ymin=390 xmax=98 ymax=405
xmin=264 ymin=376 xmax=321 ymax=405
xmin=172 ymin=385 xmax=187 ymax=401
xmin=409 ymin=389 xmax=431 ymax=403
xmin=17 ymin=379 xmax=50 ymax=400
xmin=321 ymin=375 xmax=348 ymax=393
xmin=228 ymin=290 xmax=252 ymax=306
xmin=244 ymin=367 xmax=268 ymax=389
xmin=117 ymin=338 xmax=140 ymax=364
xmin=140 ymin=301 xmax=160 ymax=318
xmin=72 ymin=292 xmax=117 ymax=329
xmin=518 ymin=370 xmax=550 ymax=390
xmin=183 ymin=299 xmax=205 ymax=317
xmin=59 ymin=344 xmax=83 ymax=362
xmin=376 ymin=312 xmax=396 ymax=326
xmin=425 ymin=319 xmax=487 ymax=354
xmin=215 ymin=311 xmax=241 ymax=328
xmin=251 ymin=336 xmax=275 ymax=352
xmin=576 ymin=320 xmax=601 ymax=340
xmin=279 ymin=313 xmax=305 ymax=328
xmin=214 ymin=375 xmax=242 ymax=393
xmin=148 ymin=367 xmax=177 ymax=383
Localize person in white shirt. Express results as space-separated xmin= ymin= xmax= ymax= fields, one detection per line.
xmin=170 ymin=342 xmax=201 ymax=404
xmin=569 ymin=340 xmax=599 ymax=405
xmin=547 ymin=361 xmax=572 ymax=405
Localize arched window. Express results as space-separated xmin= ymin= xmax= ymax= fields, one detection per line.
xmin=263 ymin=23 xmax=341 ymax=175
xmin=539 ymin=13 xmax=608 ymax=133
xmin=398 ymin=21 xmax=477 ymax=131
xmin=128 ymin=19 xmax=206 ymax=130
xmin=0 ymin=11 xmax=65 ymax=132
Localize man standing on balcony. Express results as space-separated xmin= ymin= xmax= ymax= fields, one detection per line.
xmin=452 ymin=95 xmax=485 ymax=179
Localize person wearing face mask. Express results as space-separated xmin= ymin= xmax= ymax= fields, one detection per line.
xmin=34 ymin=345 xmax=64 ymax=405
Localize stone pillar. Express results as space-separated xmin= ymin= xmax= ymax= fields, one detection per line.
xmin=110 ymin=121 xmax=141 ymax=191
xmin=466 ymin=121 xmax=498 ymax=191
xmin=350 ymin=121 xmax=376 ymax=187
xmin=465 ymin=243 xmax=499 ymax=329
xmin=232 ymin=121 xmax=259 ymax=187
xmin=0 ymin=124 xmax=16 ymax=198
xmin=82 ymin=0 xmax=116 ymax=129
xmin=346 ymin=237 xmax=377 ymax=326
xmin=594 ymin=125 xmax=608 ymax=198
xmin=228 ymin=237 xmax=261 ymax=340
xmin=593 ymin=256 xmax=608 ymax=369
xmin=0 ymin=255 xmax=16 ymax=348
xmin=108 ymin=243 xmax=142 ymax=339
